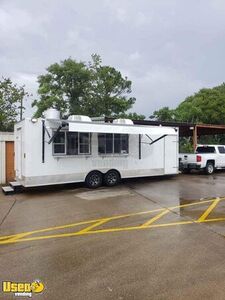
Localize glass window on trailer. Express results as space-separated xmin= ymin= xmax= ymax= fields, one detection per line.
xmin=53 ymin=132 xmax=66 ymax=154
xmin=67 ymin=132 xmax=78 ymax=155
xmin=114 ymin=134 xmax=129 ymax=154
xmin=79 ymin=133 xmax=91 ymax=154
xmin=195 ymin=146 xmax=216 ymax=154
xmin=53 ymin=131 xmax=91 ymax=155
xmin=98 ymin=133 xmax=129 ymax=154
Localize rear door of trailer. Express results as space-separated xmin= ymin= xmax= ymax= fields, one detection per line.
xmin=164 ymin=135 xmax=178 ymax=174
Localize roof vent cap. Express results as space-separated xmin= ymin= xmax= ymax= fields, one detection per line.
xmin=43 ymin=108 xmax=60 ymax=119
xmin=113 ymin=118 xmax=133 ymax=125
xmin=68 ymin=115 xmax=92 ymax=122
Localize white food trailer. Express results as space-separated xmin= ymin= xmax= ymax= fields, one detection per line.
xmin=9 ymin=109 xmax=178 ymax=190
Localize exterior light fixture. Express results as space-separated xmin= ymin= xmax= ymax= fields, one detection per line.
xmin=31 ymin=118 xmax=38 ymax=123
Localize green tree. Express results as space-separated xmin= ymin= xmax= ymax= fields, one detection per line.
xmin=117 ymin=112 xmax=145 ymax=120
xmin=152 ymin=83 xmax=225 ymax=149
xmin=175 ymin=85 xmax=225 ymax=124
xmin=32 ymin=54 xmax=141 ymax=119
xmin=152 ymin=83 xmax=225 ymax=124
xmin=0 ymin=77 xmax=29 ymax=131
xmin=150 ymin=106 xmax=175 ymax=121
xmin=85 ymin=54 xmax=136 ymax=117
xmin=32 ymin=58 xmax=91 ymax=117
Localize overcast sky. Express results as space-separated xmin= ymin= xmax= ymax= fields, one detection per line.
xmin=1 ymin=0 xmax=225 ymax=118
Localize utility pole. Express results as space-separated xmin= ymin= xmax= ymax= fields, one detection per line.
xmin=20 ymin=98 xmax=23 ymax=121
xmin=193 ymin=125 xmax=198 ymax=150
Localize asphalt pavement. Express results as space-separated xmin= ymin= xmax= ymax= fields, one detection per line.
xmin=0 ymin=173 xmax=225 ymax=299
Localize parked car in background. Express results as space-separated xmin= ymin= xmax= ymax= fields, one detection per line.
xmin=179 ymin=144 xmax=225 ymax=174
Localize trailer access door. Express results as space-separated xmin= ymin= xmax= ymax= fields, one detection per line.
xmin=164 ymin=135 xmax=178 ymax=174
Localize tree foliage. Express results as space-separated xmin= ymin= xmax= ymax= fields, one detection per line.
xmin=32 ymin=59 xmax=91 ymax=116
xmin=33 ymin=54 xmax=142 ymax=119
xmin=151 ymin=83 xmax=225 ymax=151
xmin=150 ymin=106 xmax=175 ymax=122
xmin=0 ymin=78 xmax=29 ymax=131
xmin=151 ymin=83 xmax=225 ymax=124
xmin=117 ymin=112 xmax=145 ymax=120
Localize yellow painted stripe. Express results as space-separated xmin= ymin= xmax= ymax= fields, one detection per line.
xmin=0 ymin=219 xmax=98 ymax=241
xmin=0 ymin=209 xmax=162 ymax=241
xmin=7 ymin=232 xmax=33 ymax=242
xmin=196 ymin=217 xmax=225 ymax=223
xmin=141 ymin=209 xmax=170 ymax=227
xmin=0 ymin=217 xmax=225 ymax=245
xmin=0 ymin=233 xmax=19 ymax=240
xmin=198 ymin=198 xmax=220 ymax=222
xmin=1 ymin=196 xmax=224 ymax=240
xmin=169 ymin=197 xmax=224 ymax=210
xmin=0 ymin=196 xmax=222 ymax=241
xmin=0 ymin=221 xmax=194 ymax=245
xmin=77 ymin=219 xmax=110 ymax=233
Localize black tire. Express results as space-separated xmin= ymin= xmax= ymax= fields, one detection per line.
xmin=205 ymin=162 xmax=214 ymax=175
xmin=85 ymin=171 xmax=103 ymax=189
xmin=104 ymin=170 xmax=120 ymax=187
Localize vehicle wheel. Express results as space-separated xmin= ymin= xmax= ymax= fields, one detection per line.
xmin=104 ymin=170 xmax=120 ymax=187
xmin=205 ymin=162 xmax=214 ymax=175
xmin=85 ymin=171 xmax=103 ymax=189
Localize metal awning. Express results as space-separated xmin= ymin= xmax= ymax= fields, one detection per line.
xmin=46 ymin=119 xmax=177 ymax=135
xmin=45 ymin=119 xmax=178 ymax=157
xmin=67 ymin=121 xmax=177 ymax=135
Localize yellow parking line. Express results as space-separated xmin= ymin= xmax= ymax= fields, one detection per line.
xmin=198 ymin=198 xmax=221 ymax=222
xmin=0 ymin=209 xmax=162 ymax=242
xmin=0 ymin=219 xmax=98 ymax=241
xmin=78 ymin=219 xmax=111 ymax=233
xmin=141 ymin=209 xmax=170 ymax=227
xmin=0 ymin=217 xmax=225 ymax=245
xmin=1 ymin=196 xmax=223 ymax=242
xmin=0 ymin=233 xmax=19 ymax=240
xmin=6 ymin=232 xmax=32 ymax=242
xmin=0 ymin=221 xmax=195 ymax=245
xmin=169 ymin=197 xmax=225 ymax=210
xmin=0 ymin=197 xmax=224 ymax=245
xmin=197 ymin=217 xmax=225 ymax=223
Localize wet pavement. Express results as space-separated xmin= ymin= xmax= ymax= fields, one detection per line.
xmin=0 ymin=173 xmax=225 ymax=299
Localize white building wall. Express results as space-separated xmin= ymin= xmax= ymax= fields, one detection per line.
xmin=0 ymin=132 xmax=14 ymax=184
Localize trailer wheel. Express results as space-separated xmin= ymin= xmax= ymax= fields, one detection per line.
xmin=85 ymin=171 xmax=103 ymax=189
xmin=104 ymin=170 xmax=120 ymax=187
xmin=205 ymin=162 xmax=214 ymax=175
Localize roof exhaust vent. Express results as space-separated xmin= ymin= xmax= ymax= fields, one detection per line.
xmin=113 ymin=119 xmax=133 ymax=125
xmin=68 ymin=115 xmax=92 ymax=122
xmin=43 ymin=108 xmax=60 ymax=119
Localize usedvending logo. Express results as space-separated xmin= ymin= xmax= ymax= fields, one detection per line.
xmin=2 ymin=279 xmax=44 ymax=298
